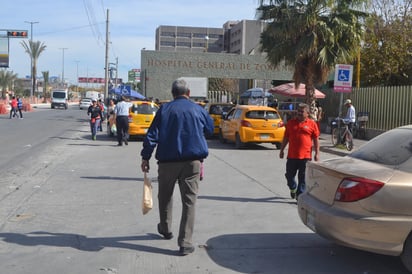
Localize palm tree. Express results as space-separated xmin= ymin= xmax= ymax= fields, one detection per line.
xmin=21 ymin=40 xmax=47 ymax=101
xmin=258 ymin=0 xmax=369 ymax=115
xmin=0 ymin=69 xmax=18 ymax=99
xmin=42 ymin=70 xmax=49 ymax=102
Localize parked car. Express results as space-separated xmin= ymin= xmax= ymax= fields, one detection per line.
xmin=107 ymin=100 xmax=159 ymax=138
xmin=297 ymin=125 xmax=412 ymax=272
xmin=205 ymin=102 xmax=235 ymax=135
xmin=79 ymin=98 xmax=92 ymax=110
xmin=219 ymin=105 xmax=285 ymax=148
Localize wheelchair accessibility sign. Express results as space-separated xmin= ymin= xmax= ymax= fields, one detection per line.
xmin=334 ymin=64 xmax=353 ymax=92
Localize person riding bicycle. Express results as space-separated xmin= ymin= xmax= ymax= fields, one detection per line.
xmin=344 ymin=99 xmax=356 ymax=134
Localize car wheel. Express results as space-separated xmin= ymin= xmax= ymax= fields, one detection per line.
xmin=219 ymin=129 xmax=226 ymax=143
xmin=345 ymin=133 xmax=354 ymax=151
xmin=331 ymin=128 xmax=339 ymax=146
xmin=275 ymin=142 xmax=281 ymax=149
xmin=235 ymin=133 xmax=245 ymax=148
xmin=401 ymin=232 xmax=412 ymax=272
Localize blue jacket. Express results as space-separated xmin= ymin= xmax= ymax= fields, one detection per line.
xmin=141 ymin=97 xmax=214 ymax=162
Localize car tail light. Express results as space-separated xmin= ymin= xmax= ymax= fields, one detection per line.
xmin=334 ymin=177 xmax=384 ymax=202
xmin=240 ymin=120 xmax=252 ymax=127
xmin=128 ymin=114 xmax=133 ymax=123
xmin=278 ymin=121 xmax=285 ymax=127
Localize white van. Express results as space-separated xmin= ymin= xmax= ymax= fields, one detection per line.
xmin=51 ymin=89 xmax=69 ymax=109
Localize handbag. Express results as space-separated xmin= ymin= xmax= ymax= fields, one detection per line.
xmin=142 ymin=172 xmax=153 ymax=215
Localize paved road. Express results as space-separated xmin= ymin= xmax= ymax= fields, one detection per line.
xmin=0 ymin=106 xmax=407 ymax=274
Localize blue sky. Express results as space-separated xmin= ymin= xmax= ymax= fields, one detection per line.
xmin=1 ymin=0 xmax=260 ymax=85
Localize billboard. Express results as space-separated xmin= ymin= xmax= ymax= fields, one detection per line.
xmin=0 ymin=37 xmax=9 ymax=68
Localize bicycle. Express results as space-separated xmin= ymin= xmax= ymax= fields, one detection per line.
xmin=331 ymin=118 xmax=354 ymax=151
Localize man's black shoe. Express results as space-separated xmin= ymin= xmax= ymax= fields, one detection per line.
xmin=157 ymin=224 xmax=173 ymax=240
xmin=124 ymin=139 xmax=128 ymax=145
xmin=117 ymin=143 xmax=123 ymax=146
xmin=179 ymin=245 xmax=195 ymax=256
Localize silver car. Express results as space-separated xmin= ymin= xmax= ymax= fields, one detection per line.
xmin=298 ymin=125 xmax=412 ymax=272
xmin=79 ymin=98 xmax=92 ymax=110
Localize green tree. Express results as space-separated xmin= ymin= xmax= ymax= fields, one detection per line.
xmin=0 ymin=69 xmax=18 ymax=99
xmin=21 ymin=40 xmax=47 ymax=100
xmin=258 ymin=0 xmax=369 ymax=115
xmin=360 ymin=0 xmax=412 ymax=86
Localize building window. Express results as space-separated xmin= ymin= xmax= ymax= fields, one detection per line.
xmin=208 ymin=34 xmax=222 ymax=39
xmin=193 ymin=33 xmax=207 ymax=38
xmin=161 ymin=32 xmax=175 ymax=37
xmin=177 ymin=42 xmax=191 ymax=47
xmin=177 ymin=32 xmax=191 ymax=38
xmin=193 ymin=42 xmax=206 ymax=48
xmin=160 ymin=41 xmax=175 ymax=47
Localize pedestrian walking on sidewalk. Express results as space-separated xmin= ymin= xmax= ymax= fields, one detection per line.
xmin=114 ymin=96 xmax=132 ymax=146
xmin=279 ymin=103 xmax=320 ymax=200
xmin=140 ymin=78 xmax=214 ymax=256
xmin=9 ymin=96 xmax=18 ymax=119
xmin=87 ymin=99 xmax=103 ymax=140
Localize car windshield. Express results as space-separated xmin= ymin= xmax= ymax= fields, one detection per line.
xmin=209 ymin=105 xmax=233 ymax=115
xmin=350 ymin=127 xmax=412 ymax=166
xmin=245 ymin=110 xmax=280 ymax=119
xmin=131 ymin=103 xmax=159 ymax=114
xmin=53 ymin=92 xmax=66 ymax=99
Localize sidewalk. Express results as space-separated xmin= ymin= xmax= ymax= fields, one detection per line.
xmin=319 ymin=133 xmax=368 ymax=157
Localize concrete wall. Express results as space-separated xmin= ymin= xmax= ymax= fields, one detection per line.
xmin=140 ymin=50 xmax=293 ymax=100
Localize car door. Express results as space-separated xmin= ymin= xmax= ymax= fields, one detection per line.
xmin=221 ymin=108 xmax=236 ymax=140
xmin=226 ymin=109 xmax=243 ymax=141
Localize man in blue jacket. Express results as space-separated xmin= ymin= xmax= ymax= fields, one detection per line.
xmin=141 ymin=78 xmax=214 ymax=256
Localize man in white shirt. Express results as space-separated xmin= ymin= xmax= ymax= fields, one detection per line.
xmin=114 ymin=96 xmax=133 ymax=146
xmin=344 ymin=99 xmax=356 ymax=133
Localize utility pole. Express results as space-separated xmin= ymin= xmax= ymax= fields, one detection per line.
xmin=24 ymin=21 xmax=39 ymax=100
xmin=59 ymin=48 xmax=68 ymax=87
xmin=104 ymin=9 xmax=110 ymax=101
xmin=75 ymin=60 xmax=80 ymax=94
xmin=115 ymin=57 xmax=118 ymax=88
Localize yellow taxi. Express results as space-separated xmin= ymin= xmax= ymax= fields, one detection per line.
xmin=128 ymin=100 xmax=159 ymax=136
xmin=107 ymin=100 xmax=159 ymax=137
xmin=205 ymin=102 xmax=235 ymax=135
xmin=219 ymin=105 xmax=285 ymax=148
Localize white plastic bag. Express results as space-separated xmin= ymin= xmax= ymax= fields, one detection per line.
xmin=142 ymin=172 xmax=153 ymax=215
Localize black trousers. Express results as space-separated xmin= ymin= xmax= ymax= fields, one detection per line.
xmin=116 ymin=116 xmax=129 ymax=144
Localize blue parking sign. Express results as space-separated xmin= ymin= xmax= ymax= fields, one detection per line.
xmin=120 ymin=85 xmax=131 ymax=96
xmin=334 ymin=64 xmax=353 ymax=93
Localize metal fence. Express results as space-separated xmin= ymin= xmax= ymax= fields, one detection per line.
xmin=321 ymin=85 xmax=412 ymax=132
xmin=207 ymin=85 xmax=412 ymax=135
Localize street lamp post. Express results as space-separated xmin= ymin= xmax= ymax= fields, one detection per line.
xmin=24 ymin=21 xmax=39 ymax=100
xmin=59 ymin=48 xmax=68 ymax=87
xmin=75 ymin=60 xmax=80 ymax=94
xmin=204 ymin=35 xmax=209 ymax=52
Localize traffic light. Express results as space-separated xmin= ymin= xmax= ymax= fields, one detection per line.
xmin=7 ymin=31 xmax=28 ymax=38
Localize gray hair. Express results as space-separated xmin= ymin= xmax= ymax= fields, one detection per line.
xmin=298 ymin=103 xmax=310 ymax=112
xmin=171 ymin=78 xmax=190 ymax=97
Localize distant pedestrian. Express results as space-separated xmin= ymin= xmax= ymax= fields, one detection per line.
xmin=140 ymin=78 xmax=214 ymax=256
xmin=344 ymin=99 xmax=356 ymax=134
xmin=114 ymin=96 xmax=132 ymax=146
xmin=9 ymin=96 xmax=18 ymax=119
xmin=17 ymin=96 xmax=23 ymax=119
xmin=279 ymin=103 xmax=320 ymax=200
xmin=97 ymin=99 xmax=106 ymax=132
xmin=87 ymin=99 xmax=103 ymax=140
